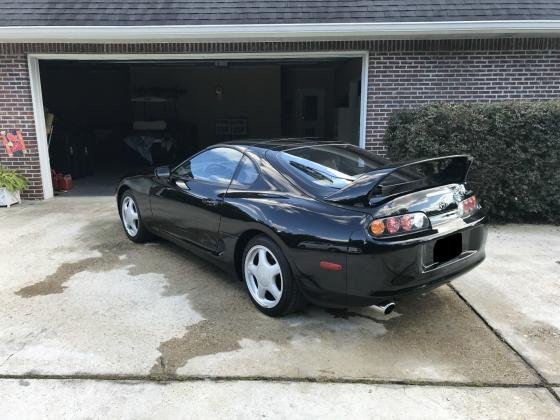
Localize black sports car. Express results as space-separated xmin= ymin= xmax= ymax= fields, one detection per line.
xmin=116 ymin=139 xmax=486 ymax=317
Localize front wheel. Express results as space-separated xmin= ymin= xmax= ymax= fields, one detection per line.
xmin=242 ymin=235 xmax=306 ymax=317
xmin=120 ymin=191 xmax=152 ymax=243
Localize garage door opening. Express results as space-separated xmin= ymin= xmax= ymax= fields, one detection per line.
xmin=38 ymin=57 xmax=363 ymax=196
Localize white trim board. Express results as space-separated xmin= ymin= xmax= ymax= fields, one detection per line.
xmin=27 ymin=51 xmax=369 ymax=199
xmin=28 ymin=56 xmax=54 ymax=199
xmin=28 ymin=51 xmax=367 ymax=61
xmin=4 ymin=20 xmax=560 ymax=42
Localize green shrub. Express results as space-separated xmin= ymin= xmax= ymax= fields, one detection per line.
xmin=0 ymin=167 xmax=28 ymax=193
xmin=384 ymin=101 xmax=560 ymax=224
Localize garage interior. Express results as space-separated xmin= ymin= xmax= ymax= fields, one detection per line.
xmin=39 ymin=57 xmax=363 ymax=196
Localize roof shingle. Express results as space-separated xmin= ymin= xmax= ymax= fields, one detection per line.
xmin=1 ymin=0 xmax=559 ymax=27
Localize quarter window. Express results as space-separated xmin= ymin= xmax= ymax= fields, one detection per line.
xmin=231 ymin=155 xmax=260 ymax=188
xmin=174 ymin=147 xmax=243 ymax=185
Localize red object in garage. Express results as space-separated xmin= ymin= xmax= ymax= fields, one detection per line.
xmin=51 ymin=171 xmax=63 ymax=191
xmin=51 ymin=170 xmax=72 ymax=191
xmin=59 ymin=174 xmax=73 ymax=191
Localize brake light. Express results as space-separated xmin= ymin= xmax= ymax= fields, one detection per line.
xmin=459 ymin=195 xmax=478 ymax=217
xmin=369 ymin=212 xmax=430 ymax=238
xmin=400 ymin=214 xmax=414 ymax=231
xmin=385 ymin=217 xmax=400 ymax=234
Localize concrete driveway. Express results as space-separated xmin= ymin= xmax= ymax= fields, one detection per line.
xmin=1 ymin=196 xmax=559 ymax=418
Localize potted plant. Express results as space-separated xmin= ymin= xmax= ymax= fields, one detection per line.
xmin=0 ymin=166 xmax=27 ymax=207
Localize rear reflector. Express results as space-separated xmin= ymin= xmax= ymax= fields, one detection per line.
xmin=320 ymin=261 xmax=343 ymax=271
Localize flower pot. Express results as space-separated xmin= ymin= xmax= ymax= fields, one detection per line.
xmin=0 ymin=187 xmax=21 ymax=207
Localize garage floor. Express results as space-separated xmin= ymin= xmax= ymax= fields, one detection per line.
xmin=1 ymin=197 xmax=559 ymax=418
xmin=60 ymin=166 xmax=127 ymax=197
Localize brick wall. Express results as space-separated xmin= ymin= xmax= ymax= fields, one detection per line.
xmin=366 ymin=42 xmax=560 ymax=154
xmin=0 ymin=38 xmax=559 ymax=198
xmin=0 ymin=53 xmax=43 ymax=198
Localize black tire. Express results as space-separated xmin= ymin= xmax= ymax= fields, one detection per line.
xmin=119 ymin=190 xmax=153 ymax=243
xmin=242 ymin=235 xmax=306 ymax=317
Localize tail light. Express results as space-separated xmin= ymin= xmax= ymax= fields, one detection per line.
xmin=458 ymin=195 xmax=479 ymax=217
xmin=369 ymin=212 xmax=430 ymax=238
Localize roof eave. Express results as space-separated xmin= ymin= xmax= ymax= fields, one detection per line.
xmin=1 ymin=20 xmax=560 ymax=43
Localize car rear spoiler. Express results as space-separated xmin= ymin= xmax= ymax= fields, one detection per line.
xmin=324 ymin=155 xmax=473 ymax=206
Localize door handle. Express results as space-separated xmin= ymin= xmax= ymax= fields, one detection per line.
xmin=202 ymin=198 xmax=220 ymax=206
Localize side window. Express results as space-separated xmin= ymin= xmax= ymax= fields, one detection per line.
xmin=174 ymin=147 xmax=243 ymax=185
xmin=230 ymin=155 xmax=259 ymax=188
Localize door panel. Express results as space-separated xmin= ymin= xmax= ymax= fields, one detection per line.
xmin=151 ymin=178 xmax=225 ymax=252
xmin=150 ymin=147 xmax=243 ymax=252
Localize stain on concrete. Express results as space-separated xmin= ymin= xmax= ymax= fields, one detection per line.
xmin=16 ymin=257 xmax=101 ymax=298
xmin=150 ymin=320 xmax=242 ymax=376
xmin=16 ymin=216 xmax=385 ymax=379
xmin=117 ymin=230 xmax=535 ymax=381
xmin=18 ymin=379 xmax=30 ymax=386
xmin=14 ymin=219 xmax=138 ymax=298
xmin=149 ymin=271 xmax=530 ymax=381
xmin=4 ymin=202 xmax=540 ymax=383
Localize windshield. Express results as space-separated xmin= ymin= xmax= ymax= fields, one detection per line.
xmin=274 ymin=144 xmax=388 ymax=195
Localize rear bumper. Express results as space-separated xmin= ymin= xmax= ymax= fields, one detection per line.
xmin=344 ymin=218 xmax=487 ymax=306
xmin=296 ymin=217 xmax=487 ymax=308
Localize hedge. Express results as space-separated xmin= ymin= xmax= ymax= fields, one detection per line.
xmin=384 ymin=101 xmax=560 ymax=224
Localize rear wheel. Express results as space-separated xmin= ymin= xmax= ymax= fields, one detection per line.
xmin=242 ymin=235 xmax=306 ymax=317
xmin=120 ymin=191 xmax=152 ymax=243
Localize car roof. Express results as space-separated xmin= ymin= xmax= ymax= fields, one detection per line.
xmin=218 ymin=138 xmax=348 ymax=156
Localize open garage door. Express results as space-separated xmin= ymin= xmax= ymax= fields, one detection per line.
xmin=38 ymin=56 xmax=364 ymax=196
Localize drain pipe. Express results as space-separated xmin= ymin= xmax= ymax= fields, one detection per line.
xmin=370 ymin=301 xmax=396 ymax=315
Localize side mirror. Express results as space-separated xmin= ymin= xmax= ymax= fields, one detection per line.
xmin=154 ymin=165 xmax=171 ymax=179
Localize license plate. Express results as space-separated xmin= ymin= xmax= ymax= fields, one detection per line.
xmin=434 ymin=233 xmax=462 ymax=264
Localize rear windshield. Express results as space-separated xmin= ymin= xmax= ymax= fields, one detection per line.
xmin=273 ymin=144 xmax=388 ymax=195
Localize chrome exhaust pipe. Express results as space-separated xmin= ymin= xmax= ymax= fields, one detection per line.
xmin=371 ymin=301 xmax=395 ymax=315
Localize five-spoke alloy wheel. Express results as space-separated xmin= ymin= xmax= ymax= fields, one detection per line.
xmin=120 ymin=190 xmax=152 ymax=243
xmin=242 ymin=235 xmax=306 ymax=316
xmin=244 ymin=245 xmax=283 ymax=308
xmin=121 ymin=195 xmax=139 ymax=237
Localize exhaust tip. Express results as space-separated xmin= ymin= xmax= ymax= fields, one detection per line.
xmin=383 ymin=302 xmax=395 ymax=315
xmin=371 ymin=301 xmax=396 ymax=315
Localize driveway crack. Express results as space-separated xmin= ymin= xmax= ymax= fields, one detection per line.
xmin=0 ymin=353 xmax=15 ymax=367
xmin=449 ymin=284 xmax=560 ymax=405
xmin=0 ymin=372 xmax=552 ymax=389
